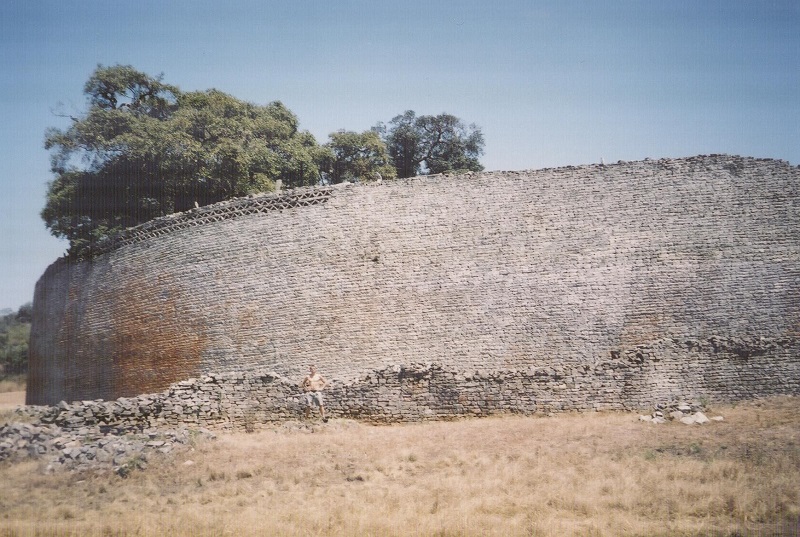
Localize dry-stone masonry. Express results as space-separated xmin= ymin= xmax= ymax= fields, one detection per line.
xmin=0 ymin=365 xmax=728 ymax=472
xmin=0 ymin=405 xmax=216 ymax=474
xmin=27 ymin=155 xmax=800 ymax=422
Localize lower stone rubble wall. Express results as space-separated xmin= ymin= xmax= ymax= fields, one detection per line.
xmin=19 ymin=336 xmax=800 ymax=431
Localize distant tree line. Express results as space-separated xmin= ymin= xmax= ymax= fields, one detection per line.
xmin=0 ymin=303 xmax=31 ymax=379
xmin=42 ymin=65 xmax=485 ymax=257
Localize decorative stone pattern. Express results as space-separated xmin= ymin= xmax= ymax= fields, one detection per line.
xmin=27 ymin=155 xmax=800 ymax=417
xmin=92 ymin=186 xmax=333 ymax=255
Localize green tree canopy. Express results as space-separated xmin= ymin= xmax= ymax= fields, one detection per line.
xmin=323 ymin=130 xmax=396 ymax=184
xmin=43 ymin=64 xmax=326 ymax=257
xmin=376 ymin=111 xmax=485 ymax=178
xmin=0 ymin=303 xmax=31 ymax=378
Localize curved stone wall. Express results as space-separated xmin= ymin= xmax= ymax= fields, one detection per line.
xmin=28 ymin=155 xmax=800 ymax=411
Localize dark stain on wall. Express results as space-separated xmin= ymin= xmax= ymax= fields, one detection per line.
xmin=110 ymin=273 xmax=206 ymax=398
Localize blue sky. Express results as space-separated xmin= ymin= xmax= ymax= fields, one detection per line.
xmin=1 ymin=0 xmax=798 ymax=311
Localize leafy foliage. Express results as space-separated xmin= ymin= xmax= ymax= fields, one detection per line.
xmin=376 ymin=111 xmax=484 ymax=178
xmin=42 ymin=67 xmax=491 ymax=257
xmin=43 ymin=65 xmax=326 ymax=257
xmin=0 ymin=304 xmax=31 ymax=378
xmin=323 ymin=130 xmax=396 ymax=184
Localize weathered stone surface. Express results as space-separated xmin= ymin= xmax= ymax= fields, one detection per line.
xmin=0 ymin=415 xmax=214 ymax=473
xmin=637 ymin=400 xmax=727 ymax=426
xmin=693 ymin=412 xmax=710 ymax=425
xmin=24 ymin=155 xmax=800 ymax=418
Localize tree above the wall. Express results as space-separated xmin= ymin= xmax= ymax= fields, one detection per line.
xmin=41 ymin=66 xmax=490 ymax=258
xmin=375 ymin=110 xmax=485 ymax=178
xmin=42 ymin=64 xmax=327 ymax=257
xmin=323 ymin=130 xmax=396 ymax=184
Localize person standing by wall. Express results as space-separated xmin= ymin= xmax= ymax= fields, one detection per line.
xmin=300 ymin=365 xmax=328 ymax=422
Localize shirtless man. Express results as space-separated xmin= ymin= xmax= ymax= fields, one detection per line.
xmin=300 ymin=365 xmax=328 ymax=422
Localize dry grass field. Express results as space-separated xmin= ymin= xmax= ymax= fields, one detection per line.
xmin=0 ymin=376 xmax=25 ymax=395
xmin=0 ymin=396 xmax=798 ymax=537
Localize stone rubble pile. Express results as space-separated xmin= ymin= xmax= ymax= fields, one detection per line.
xmin=638 ymin=401 xmax=725 ymax=425
xmin=0 ymin=407 xmax=215 ymax=475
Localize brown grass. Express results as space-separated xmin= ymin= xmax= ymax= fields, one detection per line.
xmin=1 ymin=396 xmax=798 ymax=537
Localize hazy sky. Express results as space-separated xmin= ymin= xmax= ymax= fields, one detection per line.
xmin=1 ymin=0 xmax=798 ymax=311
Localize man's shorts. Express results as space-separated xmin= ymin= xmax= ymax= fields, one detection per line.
xmin=304 ymin=391 xmax=324 ymax=408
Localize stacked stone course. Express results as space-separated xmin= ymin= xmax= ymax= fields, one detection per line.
xmin=27 ymin=155 xmax=800 ymax=422
xmin=14 ymin=335 xmax=800 ymax=433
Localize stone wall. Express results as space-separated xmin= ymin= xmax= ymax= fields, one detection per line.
xmin=26 ymin=340 xmax=800 ymax=431
xmin=28 ymin=155 xmax=800 ymax=417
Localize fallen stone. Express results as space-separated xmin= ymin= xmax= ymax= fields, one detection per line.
xmin=63 ymin=447 xmax=82 ymax=459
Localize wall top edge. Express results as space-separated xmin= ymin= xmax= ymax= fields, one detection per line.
xmin=43 ymin=153 xmax=797 ymax=268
